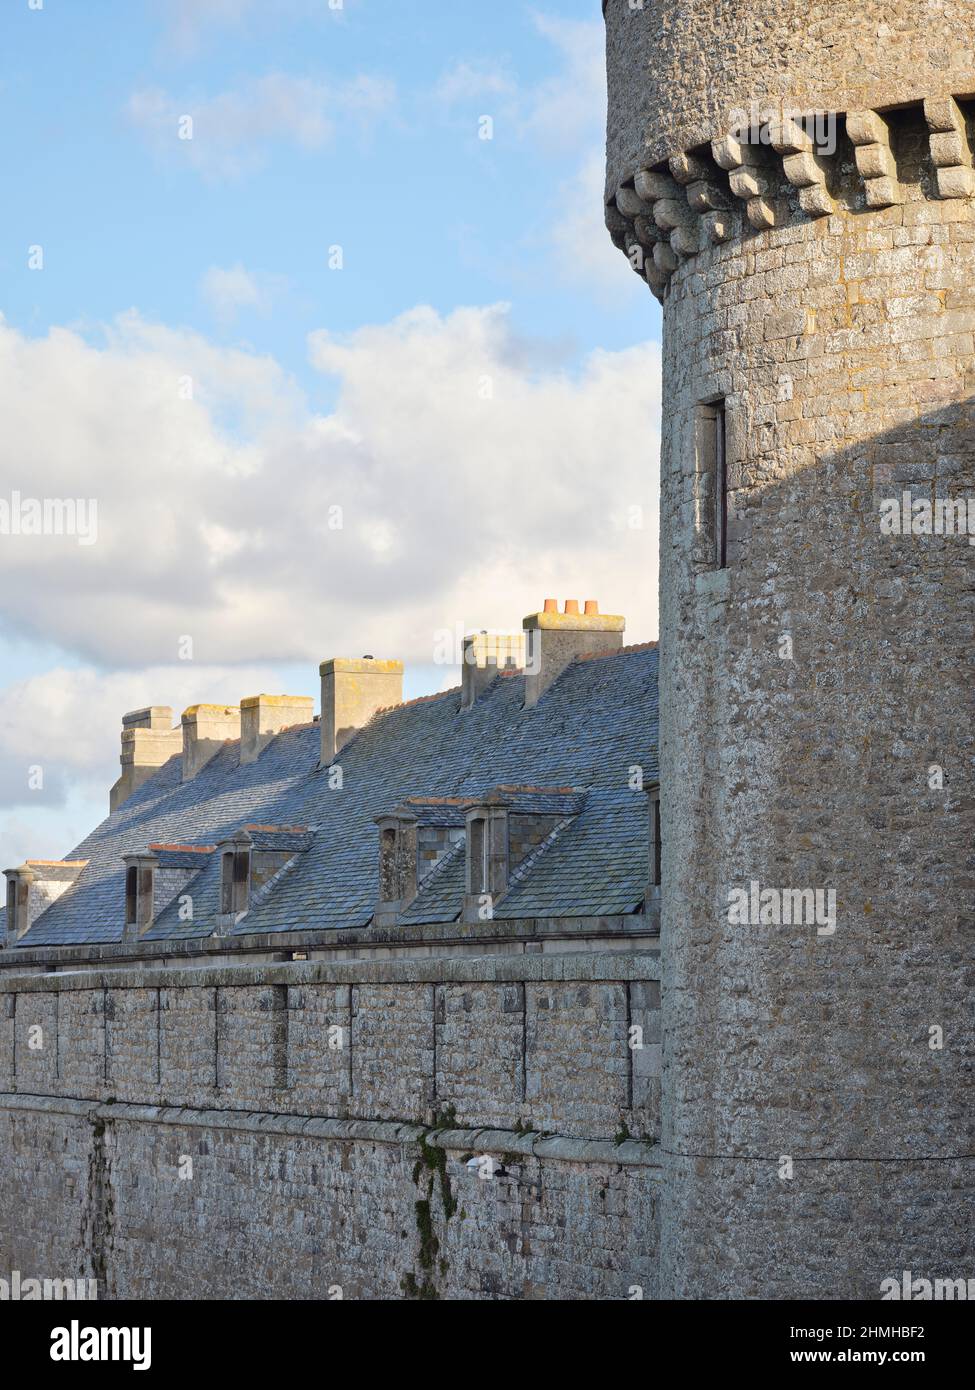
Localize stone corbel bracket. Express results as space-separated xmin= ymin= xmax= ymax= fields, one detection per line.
xmin=768 ymin=115 xmax=836 ymax=218
xmin=667 ymin=151 xmax=735 ymax=253
xmin=924 ymin=96 xmax=975 ymax=199
xmin=711 ymin=131 xmax=781 ymax=232
xmin=846 ymin=109 xmax=903 ymax=208
xmin=612 ymin=150 xmax=739 ymax=300
xmin=608 ymin=95 xmax=974 ymax=301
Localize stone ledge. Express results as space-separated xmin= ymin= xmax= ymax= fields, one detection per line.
xmin=429 ymin=1126 xmax=659 ymax=1167
xmin=0 ymin=911 xmax=659 ymax=973
xmin=0 ymin=948 xmax=661 ymax=994
xmin=0 ymin=1093 xmax=664 ymax=1168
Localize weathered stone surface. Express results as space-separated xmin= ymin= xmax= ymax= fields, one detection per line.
xmin=0 ymin=951 xmax=663 ymax=1297
xmin=606 ymin=0 xmax=975 ymax=1301
xmin=604 ymin=0 xmax=975 ymax=197
xmin=0 ymin=1096 xmax=660 ymax=1300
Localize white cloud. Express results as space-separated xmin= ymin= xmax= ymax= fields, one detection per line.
xmin=435 ymin=61 xmax=517 ymax=107
xmin=519 ymin=14 xmax=606 ymax=153
xmin=0 ymin=662 xmax=292 ymax=863
xmin=433 ymin=15 xmax=635 ymax=303
xmin=157 ymin=0 xmax=260 ymax=54
xmin=434 ymin=15 xmax=602 ymax=151
xmin=128 ymin=73 xmax=395 ymax=179
xmin=200 ymin=263 xmax=283 ymax=322
xmin=154 ymin=0 xmax=349 ymax=59
xmin=0 ymin=662 xmax=287 ymax=803
xmin=550 ymin=148 xmax=644 ymax=300
xmin=520 ymin=13 xmax=639 ymax=302
xmin=0 ymin=305 xmax=660 ymax=675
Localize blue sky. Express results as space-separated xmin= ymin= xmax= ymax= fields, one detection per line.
xmin=0 ymin=0 xmax=661 ymax=866
xmin=2 ymin=0 xmax=655 ymax=391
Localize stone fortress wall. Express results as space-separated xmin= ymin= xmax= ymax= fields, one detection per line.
xmin=604 ymin=0 xmax=975 ymax=1297
xmin=0 ymin=947 xmax=661 ymax=1299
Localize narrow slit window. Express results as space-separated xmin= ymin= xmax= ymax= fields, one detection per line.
xmin=714 ymin=401 xmax=728 ymax=569
xmin=648 ymin=788 xmax=662 ymax=887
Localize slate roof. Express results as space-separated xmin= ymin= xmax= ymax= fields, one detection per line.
xmin=7 ymin=645 xmax=659 ymax=947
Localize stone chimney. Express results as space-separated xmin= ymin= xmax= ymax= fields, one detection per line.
xmin=461 ymin=631 xmax=524 ymax=709
xmin=110 ymin=707 xmax=182 ymax=813
xmin=522 ymin=599 xmax=625 ymax=707
xmin=319 ymin=658 xmax=403 ymax=766
xmin=181 ymin=704 xmax=242 ymax=781
xmin=240 ymin=694 xmax=314 ymax=766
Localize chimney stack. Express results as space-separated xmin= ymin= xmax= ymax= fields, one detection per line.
xmin=319 ymin=658 xmax=403 ymax=766
xmin=461 ymin=631 xmax=524 ymax=709
xmin=240 ymin=694 xmax=314 ymax=765
xmin=181 ymin=704 xmax=241 ymax=781
xmin=522 ymin=599 xmax=625 ymax=707
xmin=110 ymin=707 xmax=182 ymax=813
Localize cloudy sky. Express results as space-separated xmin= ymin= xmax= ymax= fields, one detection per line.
xmin=0 ymin=0 xmax=661 ymax=866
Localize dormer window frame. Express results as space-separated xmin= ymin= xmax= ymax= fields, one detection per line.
xmin=467 ymin=815 xmax=488 ymax=896
xmin=462 ymin=801 xmax=510 ymax=923
xmin=373 ymin=811 xmax=418 ymax=928
xmin=217 ymin=832 xmax=253 ymax=930
xmin=125 ymin=865 xmax=138 ymax=925
xmin=121 ymin=852 xmax=160 ymax=942
xmin=3 ymin=865 xmax=36 ymax=944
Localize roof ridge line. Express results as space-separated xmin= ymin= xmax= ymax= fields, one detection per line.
xmin=575 ymin=640 xmax=658 ymax=662
xmin=376 ymin=686 xmax=462 ymax=715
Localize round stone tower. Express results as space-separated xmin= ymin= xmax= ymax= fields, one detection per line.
xmin=604 ymin=0 xmax=975 ymax=1298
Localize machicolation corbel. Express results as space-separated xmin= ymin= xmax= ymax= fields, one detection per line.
xmin=846 ymin=109 xmax=903 ymax=208
xmin=924 ymin=96 xmax=975 ymax=199
xmin=608 ymin=93 xmax=975 ymax=300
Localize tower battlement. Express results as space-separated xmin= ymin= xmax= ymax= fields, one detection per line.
xmin=608 ymin=95 xmax=975 ymax=299
xmin=603 ymin=0 xmax=975 ymax=192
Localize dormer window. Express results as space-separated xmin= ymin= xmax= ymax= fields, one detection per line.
xmin=220 ymin=840 xmax=251 ymax=919
xmin=468 ymin=816 xmax=487 ymax=895
xmin=122 ymin=853 xmax=158 ymax=941
xmin=379 ymin=825 xmax=398 ymax=900
xmin=373 ymin=812 xmax=418 ymax=928
xmin=3 ymin=866 xmax=35 ymax=944
xmin=211 ymin=826 xmax=308 ymax=936
xmin=3 ymin=859 xmax=89 ymax=946
xmin=463 ymin=801 xmax=510 ymax=922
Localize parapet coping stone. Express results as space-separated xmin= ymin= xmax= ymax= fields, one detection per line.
xmin=0 ymin=1093 xmax=663 ymax=1169
xmin=0 ymin=913 xmax=658 ymax=973
xmin=0 ymin=949 xmax=661 ymax=994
